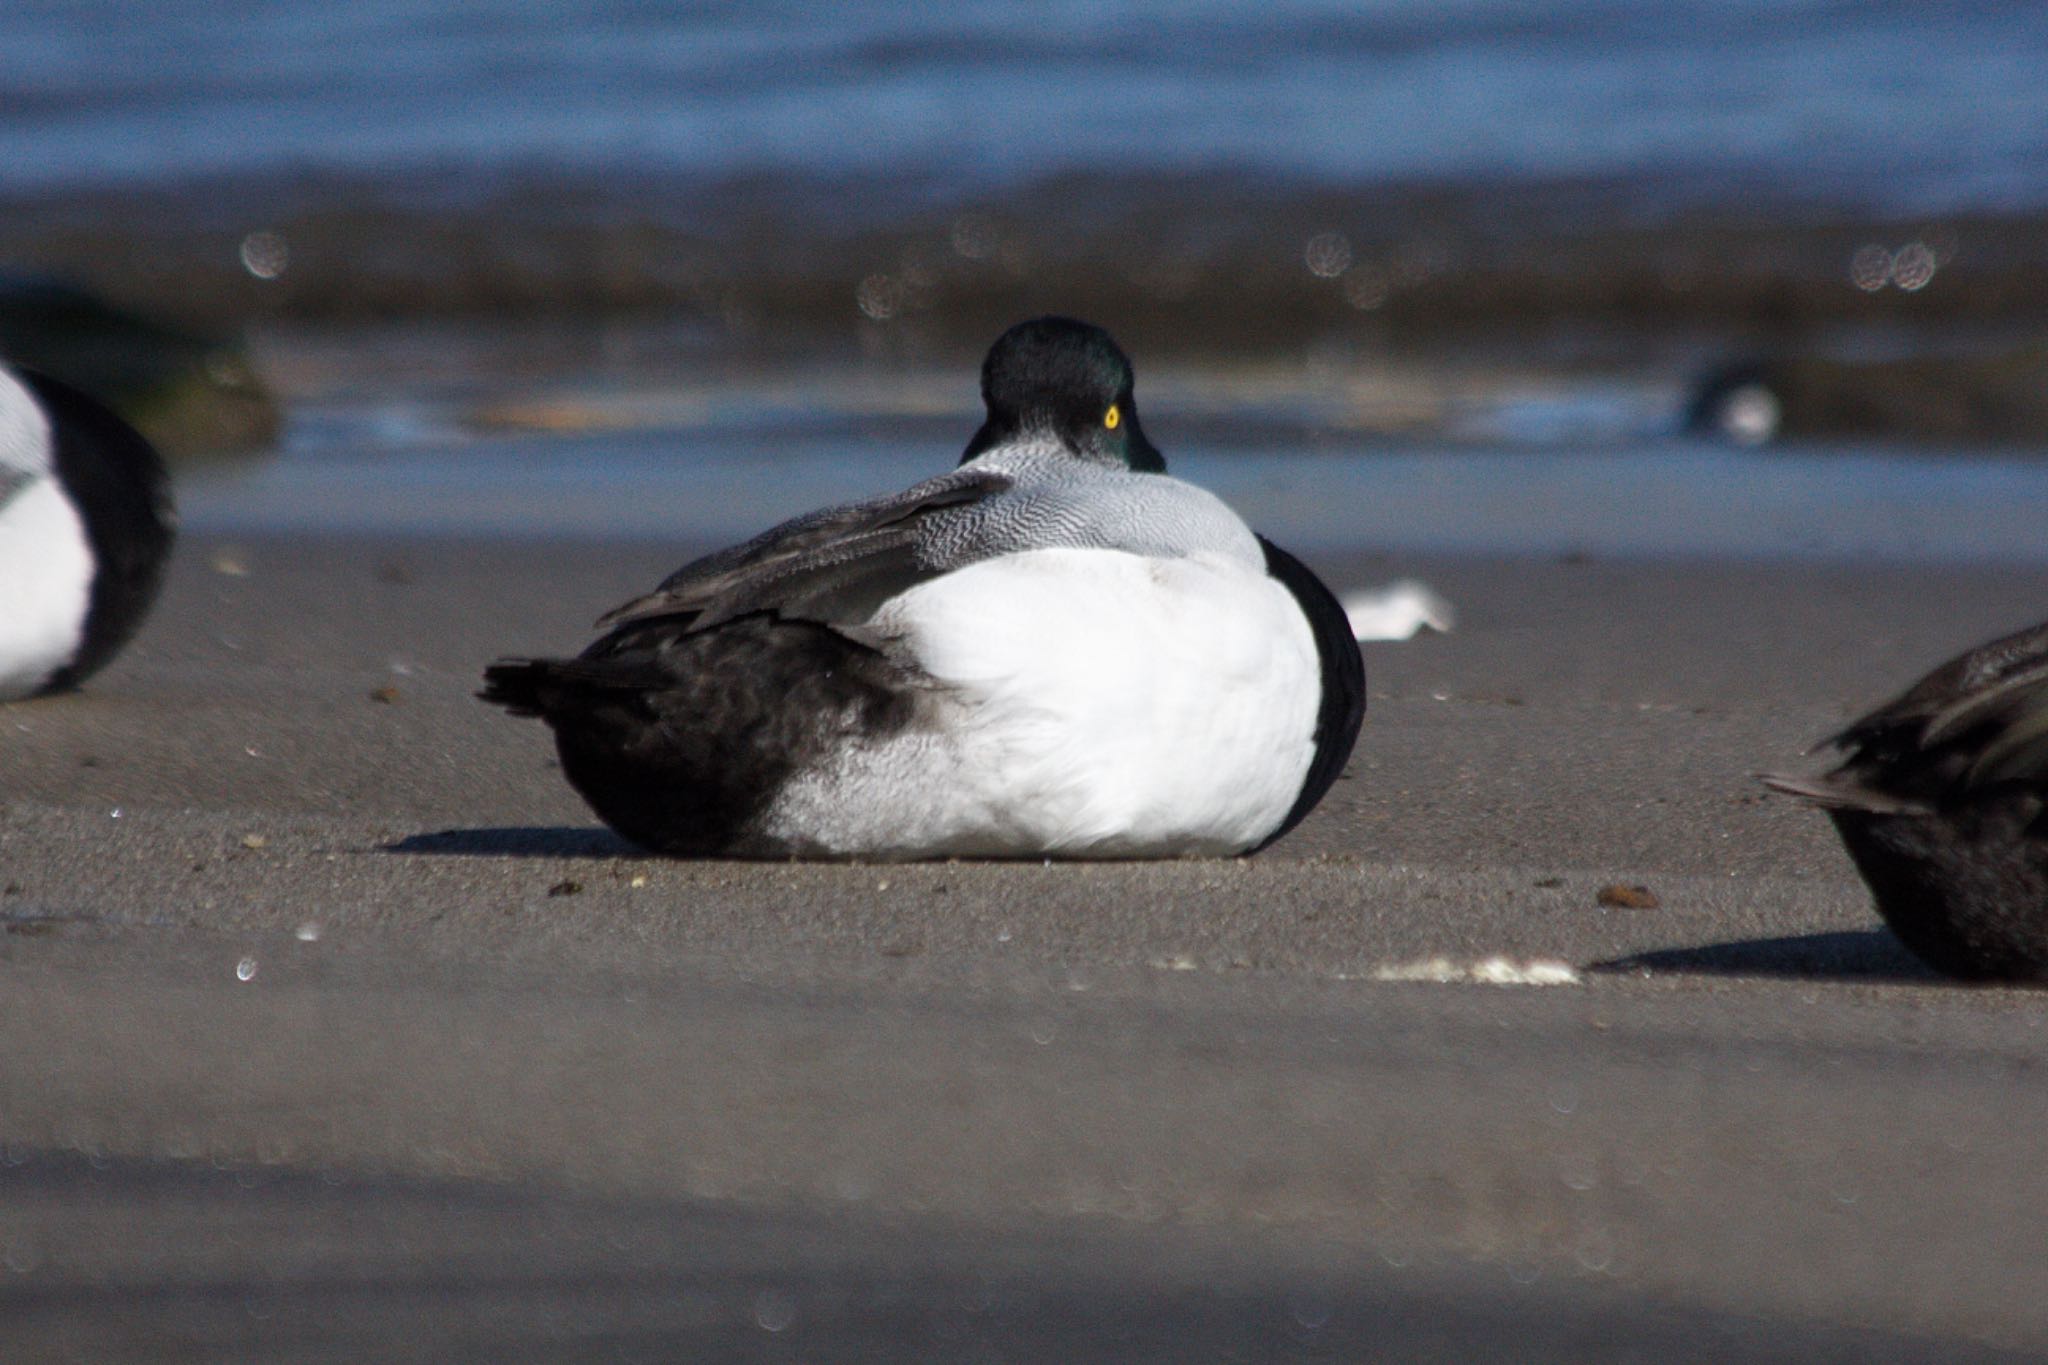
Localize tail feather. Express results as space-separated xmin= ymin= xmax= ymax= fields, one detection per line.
xmin=1759 ymin=770 xmax=1931 ymax=816
xmin=481 ymin=651 xmax=681 ymax=717
xmin=478 ymin=658 xmax=557 ymax=717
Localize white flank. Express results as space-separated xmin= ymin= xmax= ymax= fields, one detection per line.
xmin=0 ymin=473 xmax=94 ymax=700
xmin=761 ymin=546 xmax=1322 ymax=857
xmin=0 ymin=370 xmax=93 ymax=700
xmin=1341 ymin=578 xmax=1456 ymax=641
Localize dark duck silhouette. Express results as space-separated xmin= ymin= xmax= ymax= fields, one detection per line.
xmin=481 ymin=317 xmax=1364 ymax=859
xmin=1765 ymin=619 xmax=2048 ymax=980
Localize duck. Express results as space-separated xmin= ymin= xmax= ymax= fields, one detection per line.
xmin=0 ymin=363 xmax=176 ymax=700
xmin=1763 ymin=619 xmax=2048 ymax=980
xmin=482 ymin=316 xmax=1365 ymax=859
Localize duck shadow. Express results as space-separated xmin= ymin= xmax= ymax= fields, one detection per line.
xmin=384 ymin=827 xmax=646 ymax=859
xmin=1590 ymin=930 xmax=1941 ymax=984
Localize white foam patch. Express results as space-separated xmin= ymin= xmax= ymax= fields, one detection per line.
xmin=1367 ymin=955 xmax=1580 ymax=986
xmin=1341 ymin=579 xmax=1456 ymax=641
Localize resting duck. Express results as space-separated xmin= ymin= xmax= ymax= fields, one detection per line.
xmin=483 ymin=317 xmax=1364 ymax=859
xmin=1765 ymin=619 xmax=2048 ymax=979
xmin=0 ymin=364 xmax=174 ymax=700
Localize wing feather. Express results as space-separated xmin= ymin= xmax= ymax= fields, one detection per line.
xmin=594 ymin=466 xmax=1012 ymax=633
xmin=1778 ymin=620 xmax=2048 ymax=808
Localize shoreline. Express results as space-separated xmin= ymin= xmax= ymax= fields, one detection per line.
xmin=173 ymin=440 xmax=2048 ymax=567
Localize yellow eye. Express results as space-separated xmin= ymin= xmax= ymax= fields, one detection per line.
xmin=1104 ymin=404 xmax=1121 ymax=430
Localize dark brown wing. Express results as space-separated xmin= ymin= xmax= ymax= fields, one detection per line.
xmin=1821 ymin=620 xmax=2048 ymax=753
xmin=1766 ymin=619 xmax=2048 ymax=812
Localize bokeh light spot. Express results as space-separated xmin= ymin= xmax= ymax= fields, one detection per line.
xmin=1342 ymin=265 xmax=1390 ymax=310
xmin=1849 ymin=243 xmax=1893 ymax=291
xmin=239 ymin=230 xmax=290 ymax=280
xmin=1891 ymin=241 xmax=1937 ymax=291
xmin=1304 ymin=231 xmax=1352 ymax=278
xmin=855 ymin=273 xmax=902 ymax=321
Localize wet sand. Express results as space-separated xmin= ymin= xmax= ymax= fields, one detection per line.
xmin=5 ymin=532 xmax=2048 ymax=1359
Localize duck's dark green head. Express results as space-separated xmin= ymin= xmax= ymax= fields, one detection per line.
xmin=959 ymin=316 xmax=1165 ymax=472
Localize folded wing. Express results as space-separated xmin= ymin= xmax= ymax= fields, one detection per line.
xmin=1766 ymin=620 xmax=2048 ymax=811
xmin=595 ymin=465 xmax=1015 ymax=635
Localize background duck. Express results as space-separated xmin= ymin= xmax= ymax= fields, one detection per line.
xmin=1765 ymin=620 xmax=2048 ymax=980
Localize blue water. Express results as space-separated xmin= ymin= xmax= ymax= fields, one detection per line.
xmin=6 ymin=0 xmax=2046 ymax=216
xmin=178 ymin=400 xmax=2048 ymax=563
xmin=14 ymin=1 xmax=2048 ymax=559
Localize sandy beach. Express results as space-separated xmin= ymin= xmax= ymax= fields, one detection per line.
xmin=13 ymin=2 xmax=2048 ymax=1357
xmin=5 ymin=531 xmax=2048 ymax=1359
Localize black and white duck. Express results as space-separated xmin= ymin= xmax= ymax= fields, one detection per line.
xmin=483 ymin=317 xmax=1365 ymax=859
xmin=0 ymin=363 xmax=175 ymax=700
